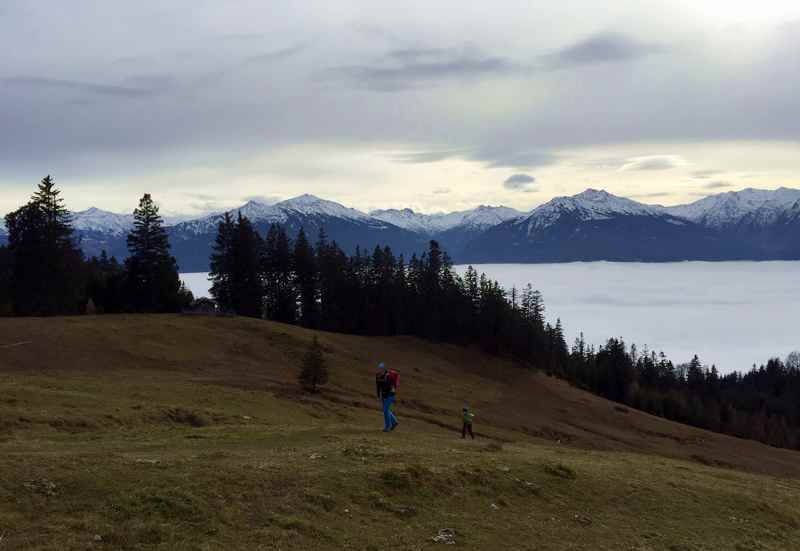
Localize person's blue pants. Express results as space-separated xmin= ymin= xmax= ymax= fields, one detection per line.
xmin=382 ymin=395 xmax=398 ymax=431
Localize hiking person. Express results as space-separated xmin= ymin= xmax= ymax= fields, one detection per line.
xmin=375 ymin=362 xmax=399 ymax=432
xmin=462 ymin=406 xmax=475 ymax=439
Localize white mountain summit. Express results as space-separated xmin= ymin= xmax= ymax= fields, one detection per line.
xmin=71 ymin=208 xmax=134 ymax=236
xmin=664 ymin=187 xmax=800 ymax=228
xmin=174 ymin=194 xmax=376 ymax=236
xmin=515 ymin=187 xmax=800 ymax=233
xmin=519 ymin=189 xmax=665 ymax=233
xmin=370 ymin=205 xmax=523 ymax=235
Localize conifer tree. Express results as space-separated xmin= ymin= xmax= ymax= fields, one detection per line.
xmin=530 ymin=289 xmax=545 ymax=327
xmin=293 ymin=227 xmax=317 ymax=327
xmin=125 ymin=193 xmax=187 ymax=312
xmin=209 ymin=212 xmax=235 ymax=311
xmin=464 ymin=265 xmax=480 ymax=312
xmin=316 ymin=229 xmax=350 ymax=331
xmin=230 ymin=212 xmax=263 ymax=318
xmin=298 ymin=335 xmax=328 ymax=393
xmin=262 ymin=224 xmax=295 ymax=323
xmin=4 ymin=175 xmax=83 ymax=315
xmin=34 ymin=175 xmax=74 ymax=248
xmin=686 ymin=354 xmax=705 ymax=392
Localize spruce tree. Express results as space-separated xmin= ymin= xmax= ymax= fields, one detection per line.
xmin=263 ymin=224 xmax=296 ymax=323
xmin=530 ymin=289 xmax=545 ymax=327
xmin=4 ymin=175 xmax=83 ymax=315
xmin=209 ymin=212 xmax=235 ymax=311
xmin=293 ymin=227 xmax=317 ymax=327
xmin=316 ymin=228 xmax=350 ymax=331
xmin=34 ymin=175 xmax=74 ymax=248
xmin=125 ymin=193 xmax=185 ymax=312
xmin=464 ymin=265 xmax=480 ymax=312
xmin=231 ymin=212 xmax=263 ymax=318
xmin=298 ymin=335 xmax=328 ymax=393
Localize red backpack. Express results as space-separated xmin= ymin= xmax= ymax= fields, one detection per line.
xmin=387 ymin=369 xmax=399 ymax=390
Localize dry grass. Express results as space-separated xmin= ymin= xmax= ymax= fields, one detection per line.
xmin=1 ymin=314 xmax=800 ymax=550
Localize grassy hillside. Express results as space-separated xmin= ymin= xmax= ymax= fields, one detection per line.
xmin=1 ymin=315 xmax=799 ymax=550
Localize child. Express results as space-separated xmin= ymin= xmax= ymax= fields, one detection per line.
xmin=462 ymin=406 xmax=475 ymax=439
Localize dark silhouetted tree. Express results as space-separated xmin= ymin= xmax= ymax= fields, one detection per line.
xmin=293 ymin=227 xmax=317 ymax=327
xmin=125 ymin=193 xmax=189 ymax=312
xmin=0 ymin=245 xmax=11 ymax=315
xmin=209 ymin=212 xmax=235 ymax=311
xmin=230 ymin=213 xmax=263 ymax=318
xmin=4 ymin=175 xmax=84 ymax=315
xmin=298 ymin=335 xmax=328 ymax=393
xmin=263 ymin=224 xmax=296 ymax=323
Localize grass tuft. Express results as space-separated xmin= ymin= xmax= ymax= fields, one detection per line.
xmin=544 ymin=462 xmax=577 ymax=480
xmin=109 ymin=489 xmax=208 ymax=523
xmin=162 ymin=408 xmax=210 ymax=427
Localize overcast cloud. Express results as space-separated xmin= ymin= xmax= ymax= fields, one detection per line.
xmin=1 ymin=0 xmax=800 ymax=215
xmin=503 ymin=174 xmax=537 ymax=192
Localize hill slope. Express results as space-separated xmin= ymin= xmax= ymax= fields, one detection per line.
xmin=1 ymin=315 xmax=800 ymax=550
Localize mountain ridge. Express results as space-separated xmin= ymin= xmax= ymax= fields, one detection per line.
xmin=2 ymin=187 xmax=799 ymax=267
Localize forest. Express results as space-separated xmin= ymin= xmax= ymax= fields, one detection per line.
xmin=0 ymin=176 xmax=193 ymax=317
xmin=2 ymin=176 xmax=799 ymax=450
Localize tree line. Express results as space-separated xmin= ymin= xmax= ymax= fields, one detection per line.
xmin=3 ymin=176 xmax=799 ymax=451
xmin=208 ymin=212 xmax=569 ymax=372
xmin=565 ymin=337 xmax=800 ymax=449
xmin=0 ymin=176 xmax=192 ymax=316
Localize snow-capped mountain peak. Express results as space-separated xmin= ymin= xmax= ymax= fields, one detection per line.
xmin=369 ymin=208 xmax=444 ymax=234
xmin=570 ymin=188 xmax=660 ymax=214
xmin=276 ymin=194 xmax=370 ymax=221
xmin=666 ymin=187 xmax=800 ymax=228
xmin=371 ymin=205 xmax=522 ymax=234
xmin=71 ymin=208 xmax=134 ymax=236
xmin=520 ymin=188 xmax=661 ymax=233
xmin=457 ymin=205 xmax=524 ymax=229
xmin=172 ymin=194 xmax=376 ymax=236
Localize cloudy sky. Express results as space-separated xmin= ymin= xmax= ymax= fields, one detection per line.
xmin=2 ymin=0 xmax=800 ymax=216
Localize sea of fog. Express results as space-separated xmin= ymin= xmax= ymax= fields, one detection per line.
xmin=181 ymin=261 xmax=800 ymax=374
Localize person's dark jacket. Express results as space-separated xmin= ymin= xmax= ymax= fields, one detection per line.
xmin=376 ymin=372 xmax=395 ymax=399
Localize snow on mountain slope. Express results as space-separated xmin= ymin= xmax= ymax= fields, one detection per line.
xmin=518 ymin=189 xmax=666 ymax=234
xmin=371 ymin=205 xmax=522 ymax=234
xmin=173 ymin=201 xmax=282 ymax=235
xmin=666 ymin=188 xmax=800 ymax=228
xmin=277 ymin=194 xmax=372 ymax=221
xmin=71 ymin=208 xmax=134 ymax=236
xmin=456 ymin=205 xmax=525 ymax=229
xmin=173 ymin=194 xmax=377 ymax=236
xmin=369 ymin=208 xmax=448 ymax=234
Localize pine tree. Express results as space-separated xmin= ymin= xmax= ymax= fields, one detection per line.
xmin=686 ymin=354 xmax=704 ymax=392
xmin=262 ymin=224 xmax=295 ymax=323
xmin=293 ymin=227 xmax=317 ymax=327
xmin=530 ymin=289 xmax=545 ymax=327
xmin=33 ymin=175 xmax=74 ymax=248
xmin=464 ymin=265 xmax=480 ymax=312
xmin=4 ymin=175 xmax=83 ymax=315
xmin=392 ymin=254 xmax=408 ymax=334
xmin=209 ymin=212 xmax=235 ymax=311
xmin=298 ymin=335 xmax=328 ymax=393
xmin=125 ymin=193 xmax=185 ymax=312
xmin=230 ymin=212 xmax=263 ymax=318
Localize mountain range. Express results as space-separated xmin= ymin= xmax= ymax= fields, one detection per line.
xmin=2 ymin=187 xmax=799 ymax=270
